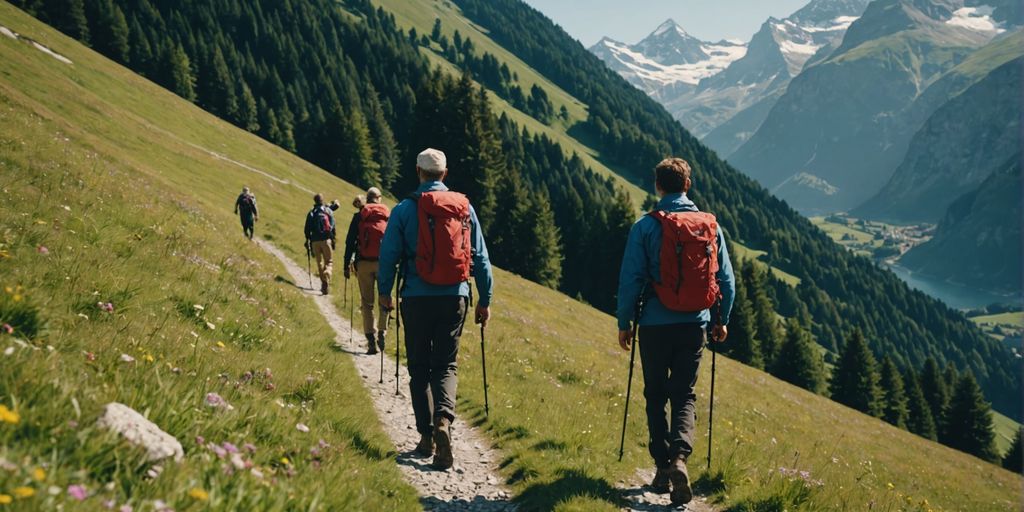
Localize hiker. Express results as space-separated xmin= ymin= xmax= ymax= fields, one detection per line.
xmin=344 ymin=187 xmax=391 ymax=355
xmin=378 ymin=148 xmax=493 ymax=470
xmin=234 ymin=187 xmax=259 ymax=240
xmin=616 ymin=157 xmax=735 ymax=506
xmin=304 ymin=193 xmax=336 ymax=295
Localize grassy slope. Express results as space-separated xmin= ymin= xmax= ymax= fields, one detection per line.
xmin=0 ymin=4 xmax=419 ymax=510
xmin=0 ymin=3 xmax=1019 ymax=512
xmin=368 ymin=0 xmax=648 ymax=205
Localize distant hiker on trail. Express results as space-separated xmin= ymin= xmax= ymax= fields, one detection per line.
xmin=378 ymin=148 xmax=494 ymax=471
xmin=344 ymin=187 xmax=391 ymax=355
xmin=234 ymin=187 xmax=259 ymax=240
xmin=304 ymin=193 xmax=336 ymax=295
xmin=616 ymin=157 xmax=735 ymax=506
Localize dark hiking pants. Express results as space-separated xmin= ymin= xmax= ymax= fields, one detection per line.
xmin=639 ymin=322 xmax=706 ymax=468
xmin=240 ymin=214 xmax=254 ymax=239
xmin=401 ymin=296 xmax=468 ymax=436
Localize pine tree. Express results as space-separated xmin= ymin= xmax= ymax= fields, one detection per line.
xmin=520 ymin=190 xmax=562 ymax=288
xmin=771 ymin=319 xmax=826 ymax=394
xmin=879 ymin=356 xmax=909 ymax=428
xmin=86 ymin=0 xmax=129 ymax=63
xmin=943 ymin=372 xmax=998 ymax=462
xmin=237 ymin=82 xmax=260 ymax=133
xmin=1003 ymin=428 xmax=1022 ymax=473
xmin=723 ymin=274 xmax=763 ymax=369
xmin=338 ymin=109 xmax=380 ymax=187
xmin=830 ymin=329 xmax=883 ymax=417
xmin=431 ymin=17 xmax=442 ymax=41
xmin=743 ymin=263 xmax=781 ymax=364
xmin=166 ymin=43 xmax=196 ymax=101
xmin=201 ymin=46 xmax=239 ymax=120
xmin=905 ymin=371 xmax=938 ymax=440
xmin=920 ymin=357 xmax=949 ymax=435
xmin=45 ymin=0 xmax=89 ymax=43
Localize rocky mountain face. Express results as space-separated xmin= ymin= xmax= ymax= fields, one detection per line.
xmin=728 ymin=0 xmax=1009 ymax=214
xmin=899 ymin=158 xmax=1022 ymax=293
xmin=855 ymin=51 xmax=1022 ymax=222
xmin=588 ymin=19 xmax=747 ymax=102
xmin=590 ymin=0 xmax=870 ymax=149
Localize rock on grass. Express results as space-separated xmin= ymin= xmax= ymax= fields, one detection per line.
xmin=96 ymin=403 xmax=184 ymax=462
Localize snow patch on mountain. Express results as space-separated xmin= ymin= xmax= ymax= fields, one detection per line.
xmin=596 ymin=37 xmax=747 ymax=87
xmin=946 ymin=6 xmax=1005 ymax=34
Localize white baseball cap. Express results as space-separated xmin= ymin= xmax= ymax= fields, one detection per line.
xmin=417 ymin=148 xmax=447 ymax=172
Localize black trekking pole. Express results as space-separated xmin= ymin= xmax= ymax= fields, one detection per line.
xmin=305 ymin=240 xmax=313 ymax=290
xmin=380 ymin=311 xmax=391 ymax=384
xmin=480 ymin=324 xmax=490 ymax=419
xmin=707 ymin=296 xmax=723 ymax=470
xmin=394 ymin=273 xmax=403 ymax=396
xmin=618 ymin=291 xmax=645 ymax=462
xmin=349 ymin=276 xmax=354 ymax=345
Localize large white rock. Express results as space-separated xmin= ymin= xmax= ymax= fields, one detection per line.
xmin=96 ymin=403 xmax=184 ymax=462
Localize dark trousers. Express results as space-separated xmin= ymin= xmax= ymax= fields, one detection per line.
xmin=401 ymin=296 xmax=468 ymax=436
xmin=240 ymin=215 xmax=254 ymax=239
xmin=639 ymin=322 xmax=706 ymax=467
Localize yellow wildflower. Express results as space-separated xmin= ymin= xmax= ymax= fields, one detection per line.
xmin=0 ymin=405 xmax=19 ymax=424
xmin=144 ymin=354 xmax=155 ymax=363
xmin=188 ymin=488 xmax=209 ymax=501
xmin=215 ymin=341 xmax=226 ymax=348
xmin=280 ymin=457 xmax=291 ymax=465
xmin=11 ymin=295 xmax=21 ymax=302
xmin=12 ymin=487 xmax=34 ymax=499
xmin=0 ymin=494 xmax=11 ymax=504
xmin=32 ymin=467 xmax=45 ymax=481
xmin=886 ymin=482 xmax=895 ymax=490
xmin=2 ymin=287 xmax=9 ymax=294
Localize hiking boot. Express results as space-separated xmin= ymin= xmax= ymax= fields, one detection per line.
xmin=366 ymin=334 xmax=378 ymax=355
xmin=649 ymin=467 xmax=670 ymax=494
xmin=320 ymin=280 xmax=329 ymax=295
xmin=377 ymin=331 xmax=387 ymax=351
xmin=432 ymin=417 xmax=454 ymax=470
xmin=414 ymin=433 xmax=434 ymax=457
xmin=668 ymin=456 xmax=692 ymax=506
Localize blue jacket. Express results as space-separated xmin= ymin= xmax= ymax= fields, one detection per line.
xmin=616 ymin=193 xmax=735 ymax=331
xmin=378 ymin=181 xmax=494 ymax=307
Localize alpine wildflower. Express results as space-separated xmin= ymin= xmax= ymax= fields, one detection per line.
xmin=187 ymin=488 xmax=208 ymax=501
xmin=67 ymin=484 xmax=87 ymax=501
xmin=32 ymin=468 xmax=45 ymax=482
xmin=0 ymin=405 xmax=19 ymax=424
xmin=0 ymin=494 xmax=11 ymax=504
xmin=0 ymin=324 xmax=11 ymax=335
xmin=12 ymin=487 xmax=34 ymax=499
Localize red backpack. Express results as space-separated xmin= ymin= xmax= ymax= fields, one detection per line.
xmin=649 ymin=210 xmax=720 ymax=312
xmin=414 ymin=191 xmax=472 ymax=285
xmin=358 ymin=203 xmax=390 ymax=259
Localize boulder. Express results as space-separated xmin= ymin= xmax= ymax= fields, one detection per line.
xmin=96 ymin=403 xmax=184 ymax=462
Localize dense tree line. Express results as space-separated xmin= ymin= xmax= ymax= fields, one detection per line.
xmin=451 ymin=0 xmax=1020 ymax=417
xmin=11 ymin=0 xmax=632 ymax=313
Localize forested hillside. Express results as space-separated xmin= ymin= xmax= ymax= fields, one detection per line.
xmin=12 ymin=0 xmax=1020 ymax=424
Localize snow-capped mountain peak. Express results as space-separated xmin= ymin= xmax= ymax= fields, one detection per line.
xmin=652 ymin=18 xmax=689 ymax=38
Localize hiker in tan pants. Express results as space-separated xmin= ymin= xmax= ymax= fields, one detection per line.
xmin=303 ymin=194 xmax=336 ymax=295
xmin=344 ymin=187 xmax=391 ymax=354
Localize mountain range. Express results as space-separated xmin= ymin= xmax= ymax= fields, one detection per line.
xmin=591 ymin=0 xmax=1022 ymax=298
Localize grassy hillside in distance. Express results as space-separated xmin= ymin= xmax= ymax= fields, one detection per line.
xmin=367 ymin=0 xmax=649 ymax=205
xmin=0 ymin=3 xmax=1019 ymax=511
xmin=0 ymin=4 xmax=419 ymax=511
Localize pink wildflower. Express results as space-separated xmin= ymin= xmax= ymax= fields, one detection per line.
xmin=222 ymin=442 xmax=239 ymax=454
xmin=0 ymin=324 xmax=12 ymax=334
xmin=296 ymin=423 xmax=310 ymax=433
xmin=243 ymin=443 xmax=257 ymax=454
xmin=204 ymin=392 xmax=233 ymax=410
xmin=84 ymin=351 xmax=96 ymax=361
xmin=195 ymin=435 xmax=205 ymax=445
xmin=120 ymin=506 xmax=133 ymax=512
xmin=67 ymin=484 xmax=87 ymax=501
xmin=37 ymin=246 xmax=49 ymax=255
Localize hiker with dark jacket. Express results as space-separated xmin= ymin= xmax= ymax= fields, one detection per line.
xmin=234 ymin=187 xmax=259 ymax=240
xmin=344 ymin=187 xmax=391 ymax=355
xmin=616 ymin=157 xmax=735 ymax=506
xmin=378 ymin=148 xmax=494 ymax=470
xmin=304 ymin=193 xmax=336 ymax=295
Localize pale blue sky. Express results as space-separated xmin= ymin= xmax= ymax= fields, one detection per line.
xmin=520 ymin=0 xmax=810 ymax=46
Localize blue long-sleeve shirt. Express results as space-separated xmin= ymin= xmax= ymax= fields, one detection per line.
xmin=378 ymin=181 xmax=494 ymax=307
xmin=616 ymin=193 xmax=735 ymax=331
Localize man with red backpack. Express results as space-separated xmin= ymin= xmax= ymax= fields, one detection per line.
xmin=234 ymin=187 xmax=259 ymax=240
xmin=616 ymin=157 xmax=735 ymax=506
xmin=304 ymin=193 xmax=336 ymax=295
xmin=344 ymin=187 xmax=391 ymax=355
xmin=378 ymin=148 xmax=494 ymax=471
